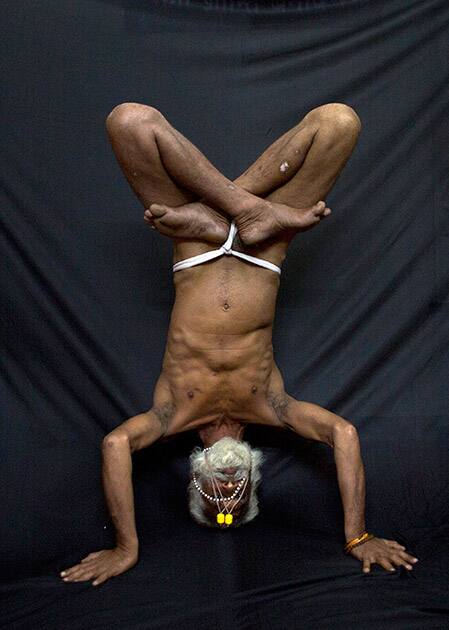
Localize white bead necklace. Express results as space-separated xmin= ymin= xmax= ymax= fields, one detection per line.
xmin=192 ymin=472 xmax=246 ymax=503
xmin=196 ymin=445 xmax=250 ymax=526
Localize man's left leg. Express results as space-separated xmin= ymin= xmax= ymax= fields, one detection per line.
xmin=235 ymin=103 xmax=361 ymax=210
xmin=149 ymin=103 xmax=360 ymax=244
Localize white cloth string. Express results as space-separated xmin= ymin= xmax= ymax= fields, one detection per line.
xmin=172 ymin=220 xmax=282 ymax=275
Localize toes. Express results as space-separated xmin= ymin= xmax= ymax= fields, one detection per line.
xmin=312 ymin=201 xmax=327 ymax=216
xmin=149 ymin=203 xmax=168 ymax=217
xmin=144 ymin=211 xmax=156 ymax=229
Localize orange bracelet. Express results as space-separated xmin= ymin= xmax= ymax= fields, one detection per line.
xmin=344 ymin=531 xmax=374 ymax=554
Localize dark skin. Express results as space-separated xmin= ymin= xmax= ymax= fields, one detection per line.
xmin=60 ymin=103 xmax=418 ymax=586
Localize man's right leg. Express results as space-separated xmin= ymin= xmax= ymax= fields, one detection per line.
xmin=106 ymin=104 xmax=231 ymax=243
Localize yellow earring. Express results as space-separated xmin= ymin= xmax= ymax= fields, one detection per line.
xmin=217 ymin=513 xmax=225 ymax=524
xmin=225 ymin=514 xmax=233 ymax=525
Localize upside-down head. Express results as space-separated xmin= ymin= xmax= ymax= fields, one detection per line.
xmin=187 ymin=437 xmax=264 ymax=529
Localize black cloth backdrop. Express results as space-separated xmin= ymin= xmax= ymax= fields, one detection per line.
xmin=1 ymin=0 xmax=449 ymax=628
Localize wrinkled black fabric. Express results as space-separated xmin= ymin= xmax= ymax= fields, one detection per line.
xmin=1 ymin=0 xmax=449 ymax=628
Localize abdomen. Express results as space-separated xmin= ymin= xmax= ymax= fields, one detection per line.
xmin=171 ymin=255 xmax=280 ymax=335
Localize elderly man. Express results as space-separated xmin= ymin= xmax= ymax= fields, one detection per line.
xmin=60 ymin=103 xmax=418 ymax=586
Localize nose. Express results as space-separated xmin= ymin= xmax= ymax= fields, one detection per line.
xmin=222 ymin=480 xmax=236 ymax=489
xmin=220 ymin=471 xmax=242 ymax=492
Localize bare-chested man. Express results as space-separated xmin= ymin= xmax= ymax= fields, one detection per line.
xmin=60 ymin=103 xmax=418 ymax=587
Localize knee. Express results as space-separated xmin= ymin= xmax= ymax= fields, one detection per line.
xmin=308 ymin=102 xmax=362 ymax=136
xmin=105 ymin=102 xmax=164 ymax=135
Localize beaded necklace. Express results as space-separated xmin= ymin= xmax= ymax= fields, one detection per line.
xmin=192 ymin=445 xmax=249 ymax=526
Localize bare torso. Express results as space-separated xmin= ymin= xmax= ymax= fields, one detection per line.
xmin=153 ymin=234 xmax=290 ymax=437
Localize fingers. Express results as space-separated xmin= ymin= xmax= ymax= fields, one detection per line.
xmin=61 ymin=552 xmax=102 ymax=576
xmin=61 ymin=553 xmax=106 ymax=582
xmin=391 ymin=554 xmax=412 ymax=570
xmin=92 ymin=572 xmax=110 ymax=586
xmin=378 ymin=557 xmax=396 ymax=572
xmin=64 ymin=569 xmax=93 ymax=582
xmin=374 ymin=553 xmax=418 ymax=573
xmin=391 ymin=552 xmax=418 ymax=570
xmin=362 ymin=558 xmax=371 ymax=573
xmin=60 ymin=564 xmax=82 ymax=579
xmin=382 ymin=539 xmax=419 ymax=566
xmin=382 ymin=538 xmax=406 ymax=550
xmin=61 ymin=562 xmax=110 ymax=585
xmin=81 ymin=552 xmax=102 ymax=563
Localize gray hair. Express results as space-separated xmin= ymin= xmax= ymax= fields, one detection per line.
xmin=187 ymin=437 xmax=264 ymax=528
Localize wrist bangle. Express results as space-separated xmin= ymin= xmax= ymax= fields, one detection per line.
xmin=344 ymin=531 xmax=374 ymax=554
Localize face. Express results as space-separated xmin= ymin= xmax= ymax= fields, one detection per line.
xmin=199 ymin=469 xmax=252 ymax=527
xmin=191 ymin=437 xmax=254 ymax=527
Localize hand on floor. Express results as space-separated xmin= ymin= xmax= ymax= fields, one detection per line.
xmin=60 ymin=546 xmax=138 ymax=586
xmin=349 ymin=537 xmax=418 ymax=573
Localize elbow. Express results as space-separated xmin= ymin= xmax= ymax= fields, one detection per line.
xmin=331 ymin=422 xmax=358 ymax=447
xmin=102 ymin=431 xmax=130 ymax=451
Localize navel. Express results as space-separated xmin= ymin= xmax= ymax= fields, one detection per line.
xmin=251 ymin=385 xmax=257 ymax=394
xmin=223 ymin=301 xmax=230 ymax=311
xmin=187 ymin=390 xmax=194 ymax=399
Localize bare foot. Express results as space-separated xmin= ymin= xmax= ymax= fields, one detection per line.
xmin=235 ymin=199 xmax=331 ymax=246
xmin=144 ymin=201 xmax=230 ymax=244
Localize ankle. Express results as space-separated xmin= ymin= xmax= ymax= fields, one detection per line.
xmin=232 ymin=191 xmax=266 ymax=218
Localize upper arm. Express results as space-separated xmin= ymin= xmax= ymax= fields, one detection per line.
xmin=280 ymin=395 xmax=352 ymax=447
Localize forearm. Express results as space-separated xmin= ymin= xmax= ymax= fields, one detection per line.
xmin=332 ymin=426 xmax=367 ymax=541
xmin=101 ymin=435 xmax=139 ymax=552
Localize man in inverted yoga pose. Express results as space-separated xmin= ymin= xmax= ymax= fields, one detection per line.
xmin=60 ymin=102 xmax=418 ymax=586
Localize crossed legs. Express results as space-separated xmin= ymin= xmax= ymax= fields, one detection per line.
xmin=105 ymin=102 xmax=361 ymax=245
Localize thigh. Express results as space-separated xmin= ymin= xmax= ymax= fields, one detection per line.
xmin=264 ymin=104 xmax=361 ymax=208
xmin=234 ymin=114 xmax=319 ymax=200
xmin=106 ymin=102 xmax=199 ymax=209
